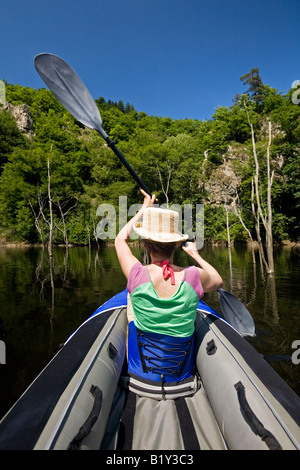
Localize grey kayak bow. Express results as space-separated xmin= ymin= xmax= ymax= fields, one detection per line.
xmin=34 ymin=53 xmax=152 ymax=197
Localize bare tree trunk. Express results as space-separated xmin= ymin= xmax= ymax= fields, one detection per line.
xmin=55 ymin=196 xmax=77 ymax=249
xmin=251 ymin=179 xmax=269 ymax=271
xmin=266 ymin=121 xmax=274 ymax=273
xmin=225 ymin=204 xmax=233 ymax=289
xmin=56 ymin=198 xmax=68 ymax=248
xmin=86 ymin=223 xmax=91 ymax=250
xmin=28 ymin=196 xmax=45 ymax=245
xmin=29 ymin=147 xmax=78 ymax=250
xmin=47 ymin=157 xmax=53 ymax=258
xmin=232 ymin=197 xmax=256 ymax=265
xmin=244 ymin=102 xmax=274 ymax=274
xmin=92 ymin=215 xmax=100 ymax=250
xmin=156 ymin=162 xmax=173 ymax=207
xmin=225 ymin=205 xmax=232 ymax=247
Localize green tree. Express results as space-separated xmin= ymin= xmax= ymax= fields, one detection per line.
xmin=0 ymin=143 xmax=84 ymax=243
xmin=0 ymin=109 xmax=27 ymax=173
xmin=0 ymin=81 xmax=299 ymax=246
xmin=240 ymin=68 xmax=266 ymax=106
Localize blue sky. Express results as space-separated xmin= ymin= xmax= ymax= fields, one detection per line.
xmin=1 ymin=0 xmax=299 ymax=120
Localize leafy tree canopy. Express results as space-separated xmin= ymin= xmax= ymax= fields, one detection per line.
xmin=0 ymin=70 xmax=299 ymax=244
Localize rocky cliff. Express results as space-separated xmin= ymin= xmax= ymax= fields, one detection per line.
xmin=2 ymin=102 xmax=34 ymax=134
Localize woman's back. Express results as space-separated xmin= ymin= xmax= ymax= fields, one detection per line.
xmin=126 ymin=261 xmax=203 ymax=383
xmin=146 ymin=263 xmax=186 ymax=298
xmin=127 ymin=262 xmax=203 ymax=338
xmin=114 ymin=189 xmax=223 ymax=387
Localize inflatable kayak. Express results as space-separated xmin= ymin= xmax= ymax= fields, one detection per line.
xmin=0 ymin=289 xmax=299 ymax=450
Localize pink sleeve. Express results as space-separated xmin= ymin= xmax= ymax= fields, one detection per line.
xmin=127 ymin=262 xmax=149 ymax=294
xmin=185 ymin=266 xmax=204 ymax=299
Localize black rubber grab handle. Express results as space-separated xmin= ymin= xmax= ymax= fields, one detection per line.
xmin=234 ymin=381 xmax=282 ymax=450
xmin=68 ymin=385 xmax=102 ymax=450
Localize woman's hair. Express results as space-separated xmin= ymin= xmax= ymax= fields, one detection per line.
xmin=143 ymin=239 xmax=180 ymax=258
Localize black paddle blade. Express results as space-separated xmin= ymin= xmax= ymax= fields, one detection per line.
xmin=218 ymin=289 xmax=255 ymax=337
xmin=34 ymin=53 xmax=107 ymax=138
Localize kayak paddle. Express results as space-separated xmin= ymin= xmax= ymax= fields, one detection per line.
xmin=34 ymin=53 xmax=152 ymax=197
xmin=217 ymin=288 xmax=255 ymax=337
xmin=34 ymin=54 xmax=255 ymax=337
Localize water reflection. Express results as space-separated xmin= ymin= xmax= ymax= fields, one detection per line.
xmin=0 ymin=244 xmax=299 ymax=418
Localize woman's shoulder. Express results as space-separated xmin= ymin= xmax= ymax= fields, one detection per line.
xmin=184 ymin=265 xmax=204 ymax=299
xmin=127 ymin=262 xmax=149 ymax=294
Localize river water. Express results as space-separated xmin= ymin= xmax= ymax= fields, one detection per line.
xmin=0 ymin=244 xmax=299 ymax=418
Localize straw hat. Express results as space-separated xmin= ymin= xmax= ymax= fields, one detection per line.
xmin=133 ymin=207 xmax=188 ymax=243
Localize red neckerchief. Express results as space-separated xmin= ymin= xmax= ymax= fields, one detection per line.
xmin=155 ymin=260 xmax=175 ymax=285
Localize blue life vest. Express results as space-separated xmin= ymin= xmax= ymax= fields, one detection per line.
xmin=127 ymin=321 xmax=195 ymax=383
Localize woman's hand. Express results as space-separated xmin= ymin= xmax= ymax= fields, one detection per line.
xmin=182 ymin=241 xmax=223 ymax=292
xmin=140 ymin=188 xmax=157 ymax=209
xmin=115 ymin=188 xmax=156 ymax=279
xmin=181 ymin=241 xmax=199 ymax=257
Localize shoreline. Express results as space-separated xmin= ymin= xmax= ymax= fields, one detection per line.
xmin=0 ymin=239 xmax=299 ymax=250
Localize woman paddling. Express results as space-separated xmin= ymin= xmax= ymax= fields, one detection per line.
xmin=115 ymin=189 xmax=223 ymax=396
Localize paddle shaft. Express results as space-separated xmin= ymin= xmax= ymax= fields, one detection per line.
xmin=103 ymin=135 xmax=152 ymax=197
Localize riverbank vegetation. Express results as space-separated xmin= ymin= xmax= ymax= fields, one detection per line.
xmin=0 ymin=69 xmax=299 ymax=259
